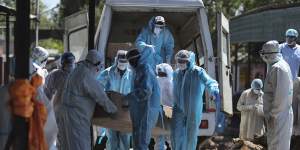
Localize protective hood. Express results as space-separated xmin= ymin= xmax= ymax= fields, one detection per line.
xmin=148 ymin=17 xmax=156 ymax=31
xmin=156 ymin=63 xmax=174 ymax=79
xmin=175 ymin=50 xmax=196 ymax=70
xmin=188 ymin=52 xmax=196 ymax=69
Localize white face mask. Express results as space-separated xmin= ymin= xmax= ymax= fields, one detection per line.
xmin=117 ymin=62 xmax=128 ymax=71
xmin=154 ymin=27 xmax=162 ymax=36
xmin=260 ymin=53 xmax=280 ymax=64
xmin=64 ymin=63 xmax=75 ymax=72
xmin=286 ymin=37 xmax=297 ymax=46
xmin=177 ymin=63 xmax=187 ymax=71
xmin=253 ymin=89 xmax=261 ymax=95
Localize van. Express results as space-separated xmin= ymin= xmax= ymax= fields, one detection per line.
xmin=64 ymin=0 xmax=233 ymax=137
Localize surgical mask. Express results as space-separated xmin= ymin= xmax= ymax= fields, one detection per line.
xmin=64 ymin=63 xmax=75 ymax=72
xmin=261 ymin=54 xmax=269 ymax=63
xmin=260 ymin=53 xmax=281 ymax=64
xmin=154 ymin=27 xmax=162 ymax=36
xmin=253 ymin=89 xmax=261 ymax=95
xmin=117 ymin=62 xmax=128 ymax=71
xmin=286 ymin=36 xmax=297 ymax=46
xmin=177 ymin=63 xmax=187 ymax=71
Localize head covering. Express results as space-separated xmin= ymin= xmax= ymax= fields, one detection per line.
xmin=175 ymin=50 xmax=196 ymax=70
xmin=126 ymin=48 xmax=141 ymax=68
xmin=31 ymin=46 xmax=49 ymax=68
xmin=116 ymin=50 xmax=127 ymax=60
xmin=260 ymin=40 xmax=280 ymax=54
xmin=126 ymin=49 xmax=140 ymax=61
xmin=85 ymin=49 xmax=101 ymax=65
xmin=61 ymin=52 xmax=75 ymax=65
xmin=156 ymin=63 xmax=173 ymax=78
xmin=286 ymin=28 xmax=298 ymax=37
xmin=251 ymin=78 xmax=263 ymax=90
xmin=260 ymin=40 xmax=282 ymax=64
xmin=154 ymin=16 xmax=166 ymax=27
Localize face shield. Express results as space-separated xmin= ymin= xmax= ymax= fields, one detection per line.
xmin=153 ymin=16 xmax=165 ymax=36
xmin=176 ymin=59 xmax=188 ymax=71
xmin=175 ymin=50 xmax=190 ymax=71
xmin=116 ymin=50 xmax=129 ymax=71
xmin=117 ymin=59 xmax=128 ymax=71
xmin=259 ymin=40 xmax=281 ymax=64
xmin=286 ymin=36 xmax=297 ymax=46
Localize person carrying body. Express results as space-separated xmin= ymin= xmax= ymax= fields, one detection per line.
xmin=56 ymin=49 xmax=118 ymax=150
xmin=97 ymin=50 xmax=134 ymax=150
xmin=125 ymin=48 xmax=161 ymax=150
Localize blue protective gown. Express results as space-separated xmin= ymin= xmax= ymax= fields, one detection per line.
xmin=171 ymin=52 xmax=219 ymax=150
xmin=56 ymin=62 xmax=117 ymax=150
xmin=125 ymin=51 xmax=161 ymax=150
xmin=280 ymin=43 xmax=300 ymax=80
xmin=135 ymin=17 xmax=174 ymax=64
xmin=97 ymin=62 xmax=134 ymax=150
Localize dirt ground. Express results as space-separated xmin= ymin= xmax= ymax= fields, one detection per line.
xmin=198 ymin=135 xmax=300 ymax=150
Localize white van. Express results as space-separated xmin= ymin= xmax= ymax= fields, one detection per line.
xmin=64 ymin=0 xmax=233 ymax=136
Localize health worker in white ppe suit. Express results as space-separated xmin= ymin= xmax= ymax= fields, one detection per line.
xmin=154 ymin=63 xmax=174 ymax=150
xmin=56 ymin=49 xmax=118 ymax=150
xmin=260 ymin=40 xmax=294 ymax=150
xmin=237 ymin=79 xmax=265 ymax=140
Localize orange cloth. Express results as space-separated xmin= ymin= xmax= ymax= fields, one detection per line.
xmin=9 ymin=74 xmax=48 ymax=150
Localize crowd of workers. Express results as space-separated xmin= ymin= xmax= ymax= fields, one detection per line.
xmin=0 ymin=15 xmax=300 ymax=150
xmin=237 ymin=29 xmax=300 ymax=150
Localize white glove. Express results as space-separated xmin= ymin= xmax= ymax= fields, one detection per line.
xmin=145 ymin=44 xmax=155 ymax=52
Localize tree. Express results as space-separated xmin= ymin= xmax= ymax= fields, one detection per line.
xmin=39 ymin=38 xmax=64 ymax=53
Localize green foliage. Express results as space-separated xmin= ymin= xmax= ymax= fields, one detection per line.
xmin=203 ymin=0 xmax=300 ymax=51
xmin=0 ymin=0 xmax=15 ymax=8
xmin=39 ymin=38 xmax=64 ymax=54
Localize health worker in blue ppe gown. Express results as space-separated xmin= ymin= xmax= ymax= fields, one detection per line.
xmin=124 ymin=48 xmax=161 ymax=150
xmin=56 ymin=49 xmax=118 ymax=150
xmin=260 ymin=40 xmax=293 ymax=150
xmin=171 ymin=50 xmax=219 ymax=150
xmin=135 ymin=16 xmax=174 ymax=64
xmin=97 ymin=50 xmax=133 ymax=150
xmin=280 ymin=28 xmax=300 ymax=80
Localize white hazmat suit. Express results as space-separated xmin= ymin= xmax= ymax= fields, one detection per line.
xmin=154 ymin=63 xmax=174 ymax=150
xmin=260 ymin=40 xmax=294 ymax=150
xmin=237 ymin=79 xmax=265 ymax=140
xmin=56 ymin=50 xmax=118 ymax=150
